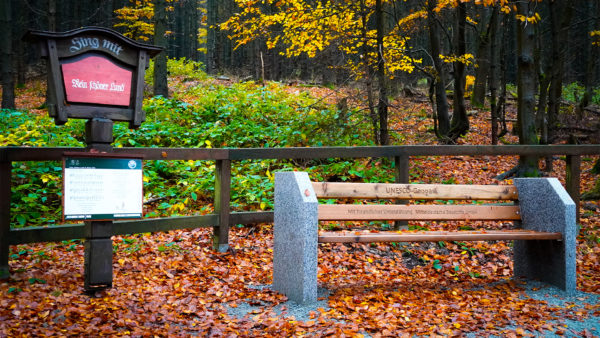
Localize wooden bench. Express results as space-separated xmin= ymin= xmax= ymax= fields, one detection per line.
xmin=272 ymin=172 xmax=577 ymax=304
xmin=314 ymin=182 xmax=562 ymax=242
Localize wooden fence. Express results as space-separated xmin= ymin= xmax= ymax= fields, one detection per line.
xmin=1 ymin=144 xmax=599 ymax=275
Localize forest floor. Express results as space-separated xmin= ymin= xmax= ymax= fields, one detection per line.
xmin=1 ymin=79 xmax=600 ymax=336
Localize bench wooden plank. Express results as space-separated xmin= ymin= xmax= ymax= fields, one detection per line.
xmin=312 ymin=182 xmax=518 ymax=200
xmin=318 ymin=230 xmax=562 ymax=243
xmin=318 ymin=204 xmax=521 ymax=221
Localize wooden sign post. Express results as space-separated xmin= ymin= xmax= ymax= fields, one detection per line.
xmin=26 ymin=27 xmax=161 ymax=292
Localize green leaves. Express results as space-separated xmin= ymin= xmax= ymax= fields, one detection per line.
xmin=28 ymin=277 xmax=46 ymax=285
xmin=7 ymin=287 xmax=22 ymax=294
xmin=157 ymin=241 xmax=181 ymax=253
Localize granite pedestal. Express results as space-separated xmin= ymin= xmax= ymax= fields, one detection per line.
xmin=514 ymin=178 xmax=577 ymax=294
xmin=273 ymin=172 xmax=318 ymax=304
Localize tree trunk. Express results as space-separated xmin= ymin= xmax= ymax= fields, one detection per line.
xmin=153 ymin=0 xmax=169 ymax=97
xmin=536 ymin=77 xmax=550 ymax=143
xmin=427 ymin=0 xmax=450 ymax=140
xmin=534 ymin=12 xmax=550 ymax=165
xmin=546 ymin=0 xmax=573 ymax=145
xmin=449 ymin=1 xmax=469 ymax=141
xmin=48 ymin=0 xmax=57 ymax=31
xmin=190 ymin=0 xmax=200 ymax=61
xmin=496 ymin=13 xmax=510 ymax=140
xmin=515 ymin=1 xmax=539 ymax=176
xmin=206 ymin=0 xmax=217 ymax=74
xmin=16 ymin=0 xmax=26 ymax=86
xmin=375 ymin=0 xmax=389 ymax=145
xmin=73 ymin=0 xmax=82 ymax=28
xmin=44 ymin=0 xmax=58 ymax=107
xmin=1 ymin=0 xmax=15 ymax=109
xmin=361 ymin=3 xmax=379 ymax=145
xmin=488 ymin=6 xmax=499 ymax=145
xmin=578 ymin=0 xmax=598 ymax=116
xmin=472 ymin=6 xmax=492 ymax=107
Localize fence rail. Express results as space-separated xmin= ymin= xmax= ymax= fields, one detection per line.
xmin=1 ymin=144 xmax=599 ymax=276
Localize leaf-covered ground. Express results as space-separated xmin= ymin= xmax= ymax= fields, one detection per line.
xmin=1 ymin=79 xmax=599 ymax=336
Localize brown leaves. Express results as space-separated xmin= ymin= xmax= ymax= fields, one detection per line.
xmin=3 ymin=205 xmax=600 ymax=336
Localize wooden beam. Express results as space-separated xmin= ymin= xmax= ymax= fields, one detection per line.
xmin=565 ymin=155 xmax=581 ymax=222
xmin=3 ymin=145 xmax=600 ymax=162
xmin=230 ymin=211 xmax=273 ymax=224
xmin=318 ymin=230 xmax=562 ymax=243
xmin=313 ymin=182 xmax=518 ymax=200
xmin=228 ymin=145 xmax=600 ymax=160
xmin=213 ymin=159 xmax=231 ymax=252
xmin=318 ymin=204 xmax=521 ymax=221
xmin=0 ymin=161 xmax=11 ymax=279
xmin=9 ymin=215 xmax=218 ymax=245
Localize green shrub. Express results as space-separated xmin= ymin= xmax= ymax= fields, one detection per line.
xmin=561 ymin=82 xmax=600 ymax=105
xmin=145 ymin=57 xmax=207 ymax=88
xmin=562 ymin=82 xmax=585 ymax=103
xmin=1 ymin=76 xmax=376 ymax=227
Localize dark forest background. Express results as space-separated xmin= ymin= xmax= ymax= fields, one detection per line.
xmin=1 ymin=1 xmax=598 ymax=85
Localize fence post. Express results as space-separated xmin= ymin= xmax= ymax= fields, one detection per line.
xmin=394 ymin=155 xmax=409 ymax=230
xmin=565 ymin=155 xmax=581 ymax=223
xmin=84 ymin=220 xmax=113 ymax=290
xmin=83 ymin=118 xmax=114 ymax=292
xmin=213 ymin=159 xmax=231 ymax=252
xmin=0 ymin=160 xmax=11 ymax=280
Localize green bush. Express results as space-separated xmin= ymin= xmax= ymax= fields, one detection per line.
xmin=1 ymin=76 xmax=376 ymax=227
xmin=562 ymin=82 xmax=585 ymax=103
xmin=561 ymin=82 xmax=600 ymax=105
xmin=0 ymin=110 xmax=85 ymax=227
xmin=145 ymin=57 xmax=207 ymax=88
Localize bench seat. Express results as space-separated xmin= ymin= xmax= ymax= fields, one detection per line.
xmin=318 ymin=229 xmax=562 ymax=243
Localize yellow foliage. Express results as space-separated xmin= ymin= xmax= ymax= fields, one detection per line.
xmin=515 ymin=12 xmax=541 ymax=24
xmin=439 ymin=53 xmax=474 ymax=66
xmin=222 ymin=0 xmax=420 ymax=80
xmin=591 ymin=30 xmax=600 ymax=46
xmin=464 ymin=75 xmax=475 ymax=97
xmin=466 ymin=15 xmax=478 ymax=26
xmin=114 ymin=0 xmax=176 ymax=42
xmin=395 ymin=10 xmax=426 ymax=29
xmin=197 ymin=1 xmax=208 ymax=53
xmin=114 ymin=0 xmax=155 ymax=41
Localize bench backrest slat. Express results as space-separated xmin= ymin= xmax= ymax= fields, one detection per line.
xmin=318 ymin=204 xmax=521 ymax=221
xmin=313 ymin=182 xmax=518 ymax=200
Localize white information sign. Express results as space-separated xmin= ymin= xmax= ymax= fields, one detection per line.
xmin=63 ymin=156 xmax=143 ymax=220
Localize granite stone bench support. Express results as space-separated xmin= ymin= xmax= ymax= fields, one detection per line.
xmin=273 ymin=173 xmax=577 ymax=304
xmin=513 ymin=178 xmax=576 ymax=293
xmin=273 ymin=172 xmax=319 ymax=303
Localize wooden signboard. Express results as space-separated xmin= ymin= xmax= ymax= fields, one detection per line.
xmin=61 ymin=54 xmax=133 ymax=106
xmin=24 ymin=28 xmax=160 ymax=292
xmin=25 ymin=27 xmax=162 ymax=128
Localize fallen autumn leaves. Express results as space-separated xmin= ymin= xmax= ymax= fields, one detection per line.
xmin=2 ymin=215 xmax=599 ymax=336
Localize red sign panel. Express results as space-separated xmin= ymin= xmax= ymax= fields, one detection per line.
xmin=61 ymin=55 xmax=133 ymax=106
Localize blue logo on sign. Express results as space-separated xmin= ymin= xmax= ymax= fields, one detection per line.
xmin=128 ymin=160 xmax=137 ymax=169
